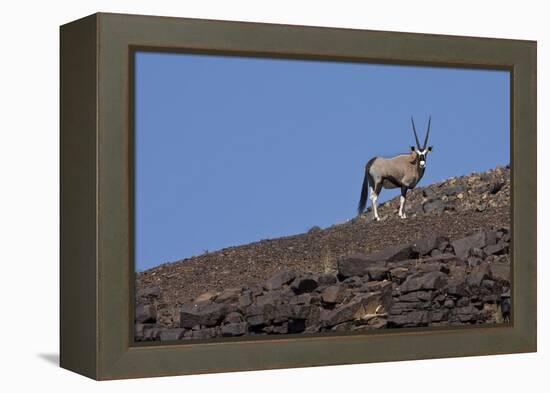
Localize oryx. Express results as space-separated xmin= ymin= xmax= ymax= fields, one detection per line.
xmin=357 ymin=116 xmax=433 ymax=220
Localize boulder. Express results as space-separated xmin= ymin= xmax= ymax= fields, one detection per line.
xmin=337 ymin=254 xmax=387 ymax=279
xmin=369 ymin=244 xmax=416 ymax=263
xmin=194 ymin=291 xmax=217 ymax=303
xmin=221 ymin=322 xmax=248 ymax=336
xmin=159 ymin=328 xmax=186 ymax=342
xmin=224 ymin=311 xmax=245 ymax=324
xmin=290 ymin=275 xmax=318 ymax=294
xmin=467 ymin=264 xmax=491 ymax=287
xmin=238 ymin=291 xmax=253 ymax=308
xmin=137 ymin=286 xmax=160 ymax=298
xmin=134 ymin=323 xmax=156 ymax=339
xmin=411 ymin=235 xmax=447 ymax=256
xmin=191 ymin=328 xmax=220 ymax=340
xmin=135 ymin=304 xmax=157 ymax=323
xmin=320 ymin=292 xmax=390 ymax=327
xmin=484 ymin=242 xmax=509 ymax=256
xmin=256 ymin=290 xmax=290 ymax=307
xmin=180 ymin=301 xmax=228 ymax=328
xmin=265 ymin=270 xmax=297 ymax=291
xmin=489 ymin=262 xmax=510 ymax=284
xmin=317 ymin=273 xmax=338 ymax=286
xmin=388 ymin=311 xmax=430 ymax=327
xmin=321 ymin=285 xmax=347 ymax=304
xmin=452 ymin=232 xmax=487 ymax=260
xmin=398 ymin=290 xmax=433 ymax=303
xmin=360 ymin=280 xmax=392 ymax=293
xmin=215 ymin=288 xmax=241 ymax=303
xmin=400 ymin=271 xmax=448 ymax=293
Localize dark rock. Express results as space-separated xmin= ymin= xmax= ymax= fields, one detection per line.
xmin=342 ymin=276 xmax=363 ymax=288
xmin=224 ymin=311 xmax=244 ymax=324
xmin=191 ymin=328 xmax=220 ymax=340
xmin=490 ymin=181 xmax=504 ymax=194
xmin=467 ymin=264 xmax=491 ymax=287
xmin=389 ymin=267 xmax=409 ymax=283
xmin=476 ymin=204 xmax=487 ymax=212
xmin=398 ymin=291 xmax=433 ymax=302
xmin=368 ymin=244 xmax=416 ymax=262
xmin=388 ymin=311 xmax=430 ymax=327
xmin=423 ymin=187 xmax=436 ymax=197
xmin=336 ymin=257 xmax=384 ymax=280
xmin=467 ymin=257 xmax=483 ymax=267
xmin=215 ymin=288 xmax=241 ymax=303
xmin=484 ymin=243 xmax=509 ymax=256
xmin=307 ymin=225 xmax=322 ymax=234
xmin=456 ymin=305 xmax=479 ymax=322
xmin=290 ymin=293 xmax=313 ymax=305
xmin=194 ymin=291 xmax=218 ymax=303
xmin=135 ymin=304 xmax=157 ymax=323
xmin=317 ymin=273 xmax=337 ymax=286
xmin=290 ymin=304 xmax=312 ymax=320
xmin=430 ymin=309 xmax=449 ymax=322
xmin=400 ymin=271 xmax=448 ymax=293
xmin=137 ymin=286 xmax=160 ymax=298
xmin=320 ymin=292 xmax=390 ymax=327
xmin=442 ymin=185 xmax=464 ymax=196
xmin=291 ymin=275 xmax=318 ymax=294
xmin=360 ymin=280 xmax=392 ymax=293
xmin=412 ymin=235 xmax=448 ymax=256
xmin=221 ymin=322 xmax=248 ymax=336
xmin=159 ymin=328 xmax=185 ymax=341
xmin=423 ymin=199 xmax=445 ymax=214
xmin=135 ymin=323 xmax=156 ymax=338
xmin=418 ymin=262 xmax=449 ymax=274
xmin=483 ymin=294 xmax=498 ymax=303
xmin=288 ymin=319 xmax=306 ymax=333
xmin=142 ymin=326 xmax=162 ymax=341
xmin=238 ymin=291 xmax=253 ymax=308
xmin=431 ymin=249 xmax=442 ymax=257
xmin=265 ymin=270 xmax=297 ymax=291
xmin=269 ymin=323 xmax=289 ymax=334
xmin=256 ymin=290 xmax=289 ymax=307
xmin=444 ymin=298 xmax=455 ymax=308
xmin=368 ymin=267 xmax=389 ymax=281
xmin=321 ymin=285 xmax=347 ymax=304
xmin=490 ymin=263 xmax=510 ymax=284
xmin=470 ymin=247 xmax=485 ymax=259
xmin=452 ymin=231 xmax=487 ymax=260
xmin=482 ymin=279 xmax=495 ymax=290
xmin=180 ymin=302 xmax=228 ymax=328
xmin=485 ymin=231 xmax=498 ymax=246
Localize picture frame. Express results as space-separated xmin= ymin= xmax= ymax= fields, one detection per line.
xmin=60 ymin=12 xmax=536 ymax=380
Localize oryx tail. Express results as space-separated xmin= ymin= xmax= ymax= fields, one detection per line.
xmin=358 ymin=157 xmax=376 ymax=215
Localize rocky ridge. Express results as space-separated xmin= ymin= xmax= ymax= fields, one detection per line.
xmin=135 ymin=165 xmax=511 ymax=341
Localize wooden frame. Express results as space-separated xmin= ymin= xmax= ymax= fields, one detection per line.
xmin=60 ymin=12 xmax=536 ymax=380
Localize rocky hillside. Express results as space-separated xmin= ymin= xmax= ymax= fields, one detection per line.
xmin=135 ymin=165 xmax=511 ymax=341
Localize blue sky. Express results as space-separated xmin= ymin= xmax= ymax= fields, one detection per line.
xmin=135 ymin=51 xmax=510 ymax=271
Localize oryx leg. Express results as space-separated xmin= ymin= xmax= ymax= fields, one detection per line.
xmin=399 ymin=186 xmax=408 ymax=219
xmin=370 ymin=182 xmax=383 ymax=221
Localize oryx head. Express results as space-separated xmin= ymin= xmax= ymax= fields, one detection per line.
xmin=410 ymin=116 xmax=433 ymax=169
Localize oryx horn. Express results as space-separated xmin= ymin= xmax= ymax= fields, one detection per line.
xmin=423 ymin=116 xmax=431 ymax=149
xmin=410 ymin=117 xmax=421 ymax=149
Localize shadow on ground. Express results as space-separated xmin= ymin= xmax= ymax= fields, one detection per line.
xmin=38 ymin=353 xmax=59 ymax=366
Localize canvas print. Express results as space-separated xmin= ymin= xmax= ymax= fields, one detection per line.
xmin=133 ymin=52 xmax=511 ymax=342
